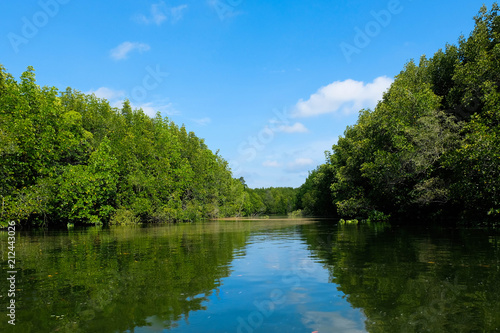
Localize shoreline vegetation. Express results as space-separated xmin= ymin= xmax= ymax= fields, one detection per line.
xmin=0 ymin=62 xmax=298 ymax=227
xmin=1 ymin=4 xmax=500 ymax=228
xmin=296 ymin=4 xmax=500 ymax=227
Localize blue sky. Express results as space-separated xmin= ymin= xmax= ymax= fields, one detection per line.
xmin=0 ymin=0 xmax=494 ymax=188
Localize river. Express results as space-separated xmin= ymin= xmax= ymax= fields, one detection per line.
xmin=1 ymin=218 xmax=499 ymax=332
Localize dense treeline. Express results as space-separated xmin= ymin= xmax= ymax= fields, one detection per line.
xmin=0 ymin=67 xmax=264 ymax=227
xmin=295 ymin=161 xmax=336 ymax=217
xmin=234 ymin=182 xmax=298 ymax=217
xmin=297 ymin=4 xmax=500 ymax=224
xmin=252 ymin=187 xmax=297 ymax=215
xmin=0 ymin=64 xmax=297 ymax=227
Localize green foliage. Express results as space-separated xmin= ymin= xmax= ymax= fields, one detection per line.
xmin=0 ymin=66 xmax=262 ymax=226
xmin=296 ymin=160 xmax=337 ymax=216
xmin=364 ymin=210 xmax=391 ymax=223
xmin=109 ymin=208 xmax=140 ymax=225
xmin=252 ymin=187 xmax=298 ymax=215
xmin=288 ymin=209 xmax=303 ymax=218
xmin=300 ymin=4 xmax=500 ymax=224
xmin=338 ymin=218 xmax=359 ymax=224
xmin=56 ymin=138 xmax=118 ymax=224
xmin=331 ymin=59 xmax=461 ymax=219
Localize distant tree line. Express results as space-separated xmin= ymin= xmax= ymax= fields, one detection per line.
xmin=295 ymin=4 xmax=500 ymax=225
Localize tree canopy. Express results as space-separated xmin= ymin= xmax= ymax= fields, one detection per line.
xmin=296 ymin=4 xmax=500 ymax=225
xmin=0 ymin=66 xmax=263 ymax=227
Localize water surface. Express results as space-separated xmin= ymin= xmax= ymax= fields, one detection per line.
xmin=1 ymin=219 xmax=499 ymax=332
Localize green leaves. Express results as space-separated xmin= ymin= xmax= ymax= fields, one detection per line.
xmin=56 ymin=138 xmax=118 ymax=224
xmin=306 ymin=4 xmax=500 ymax=223
xmin=296 ymin=163 xmax=336 ymax=216
xmin=0 ymin=66 xmax=247 ymax=226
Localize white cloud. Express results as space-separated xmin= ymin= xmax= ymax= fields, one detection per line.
xmin=293 ymin=76 xmax=393 ymax=117
xmin=277 ymin=122 xmax=308 ymax=133
xmin=262 ymin=160 xmax=281 ymax=168
xmin=302 ymin=311 xmax=367 ymax=333
xmin=286 ymin=158 xmax=314 ymax=172
xmin=110 ymin=42 xmax=150 ymax=60
xmin=88 ymin=87 xmax=125 ymax=101
xmin=135 ymin=2 xmax=188 ymax=25
xmin=134 ymin=101 xmax=179 ymax=117
xmin=149 ymin=2 xmax=168 ymax=25
xmin=85 ymin=87 xmax=179 ymax=118
xmin=192 ymin=117 xmax=211 ymax=126
xmin=169 ymin=5 xmax=188 ymax=23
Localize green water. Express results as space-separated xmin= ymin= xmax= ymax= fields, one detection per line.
xmin=1 ymin=219 xmax=499 ymax=332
